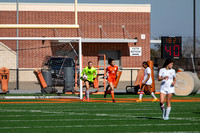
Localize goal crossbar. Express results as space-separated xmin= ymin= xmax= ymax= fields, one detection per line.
xmin=0 ymin=24 xmax=79 ymax=29
xmin=0 ymin=0 xmax=79 ymax=29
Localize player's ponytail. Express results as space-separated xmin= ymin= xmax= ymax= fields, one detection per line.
xmin=162 ymin=59 xmax=173 ymax=68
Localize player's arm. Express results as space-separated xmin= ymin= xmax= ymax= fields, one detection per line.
xmin=158 ymin=69 xmax=167 ymax=81
xmin=116 ymin=66 xmax=119 ymax=76
xmin=81 ymin=68 xmax=85 ymax=77
xmin=171 ymin=71 xmax=176 ymax=85
xmin=142 ymin=73 xmax=150 ymax=84
xmin=158 ymin=75 xmax=169 ymax=81
xmin=105 ymin=68 xmax=109 ymax=79
xmin=171 ymin=77 xmax=176 ymax=86
xmin=143 ymin=68 xmax=150 ymax=83
xmin=158 ymin=69 xmax=164 ymax=81
xmin=93 ymin=68 xmax=97 ymax=79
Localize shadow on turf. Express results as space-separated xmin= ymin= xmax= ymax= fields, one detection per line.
xmin=193 ymin=112 xmax=200 ymax=114
xmin=136 ymin=117 xmax=161 ymax=120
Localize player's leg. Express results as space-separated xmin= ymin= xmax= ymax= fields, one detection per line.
xmin=148 ymin=85 xmax=157 ymax=102
xmin=137 ymin=84 xmax=145 ymax=102
xmin=83 ymin=81 xmax=90 ymax=101
xmin=164 ymin=93 xmax=173 ymax=120
xmin=104 ymin=85 xmax=110 ymax=98
xmin=160 ymin=92 xmax=166 ymax=119
xmin=104 ymin=77 xmax=112 ymax=98
xmin=109 ymin=81 xmax=115 ymax=103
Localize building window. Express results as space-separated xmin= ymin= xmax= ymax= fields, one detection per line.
xmin=98 ymin=50 xmax=121 ymax=67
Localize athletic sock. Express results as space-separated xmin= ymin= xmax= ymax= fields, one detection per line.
xmin=111 ymin=90 xmax=115 ymax=100
xmin=160 ymin=103 xmax=166 ymax=118
xmin=151 ymin=92 xmax=157 ymax=99
xmin=160 ymin=103 xmax=165 ymax=112
xmin=165 ymin=107 xmax=171 ymax=118
xmin=84 ymin=91 xmax=87 ymax=98
xmin=139 ymin=91 xmax=144 ymax=100
xmin=86 ymin=91 xmax=89 ymax=99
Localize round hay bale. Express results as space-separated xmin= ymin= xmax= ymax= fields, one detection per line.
xmin=175 ymin=72 xmax=200 ymax=96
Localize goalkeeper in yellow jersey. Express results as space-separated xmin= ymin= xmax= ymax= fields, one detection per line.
xmin=81 ymin=61 xmax=97 ymax=101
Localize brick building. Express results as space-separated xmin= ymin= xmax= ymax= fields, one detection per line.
xmin=0 ymin=3 xmax=151 ymax=81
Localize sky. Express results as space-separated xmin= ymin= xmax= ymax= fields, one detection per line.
xmin=0 ymin=0 xmax=200 ymax=38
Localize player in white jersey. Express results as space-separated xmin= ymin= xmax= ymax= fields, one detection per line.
xmin=158 ymin=59 xmax=176 ymax=120
xmin=136 ymin=62 xmax=157 ymax=102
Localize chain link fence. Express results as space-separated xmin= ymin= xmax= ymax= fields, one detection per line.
xmin=152 ymin=58 xmax=200 ymax=78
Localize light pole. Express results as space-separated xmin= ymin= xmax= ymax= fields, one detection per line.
xmin=16 ymin=0 xmax=19 ymax=90
xmin=193 ymin=0 xmax=196 ymax=60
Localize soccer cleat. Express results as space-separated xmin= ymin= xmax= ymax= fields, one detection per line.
xmin=152 ymin=98 xmax=158 ymax=102
xmin=136 ymin=99 xmax=142 ymax=102
xmin=87 ymin=98 xmax=90 ymax=102
xmin=113 ymin=99 xmax=116 ymax=103
xmin=82 ymin=96 xmax=86 ymax=101
xmin=164 ymin=117 xmax=169 ymax=120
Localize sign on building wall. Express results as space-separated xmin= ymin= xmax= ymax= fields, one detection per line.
xmin=141 ymin=34 xmax=145 ymax=39
xmin=130 ymin=47 xmax=142 ymax=56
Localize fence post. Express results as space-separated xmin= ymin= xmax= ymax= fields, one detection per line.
xmin=186 ymin=58 xmax=188 ymax=71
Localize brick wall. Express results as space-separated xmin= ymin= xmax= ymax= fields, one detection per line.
xmin=0 ymin=11 xmax=150 ymax=68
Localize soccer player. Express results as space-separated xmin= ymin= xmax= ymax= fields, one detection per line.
xmin=81 ymin=61 xmax=97 ymax=101
xmin=136 ymin=62 xmax=157 ymax=102
xmin=158 ymin=59 xmax=176 ymax=120
xmin=104 ymin=58 xmax=118 ymax=103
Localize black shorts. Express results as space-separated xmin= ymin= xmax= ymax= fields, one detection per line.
xmin=84 ymin=80 xmax=93 ymax=86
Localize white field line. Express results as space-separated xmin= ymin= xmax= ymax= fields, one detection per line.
xmin=0 ymin=109 xmax=197 ymax=118
xmin=0 ymin=109 xmax=63 ymax=114
xmin=0 ymin=112 xmax=199 ymax=122
xmin=0 ymin=108 xmax=197 ymax=116
xmin=0 ymin=118 xmax=156 ymax=122
xmin=140 ymin=131 xmax=199 ymax=133
xmin=0 ymin=123 xmax=199 ymax=129
xmin=0 ymin=112 xmax=193 ymax=118
xmin=0 ymin=104 xmax=196 ymax=109
xmin=0 ymin=117 xmax=200 ymax=122
xmin=0 ymin=108 xmax=160 ymax=112
xmin=0 ymin=114 xmax=65 ymax=117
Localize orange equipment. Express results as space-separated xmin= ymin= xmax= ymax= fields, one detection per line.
xmin=114 ymin=71 xmax=122 ymax=88
xmin=177 ymin=68 xmax=184 ymax=73
xmin=134 ymin=61 xmax=156 ymax=94
xmin=147 ymin=60 xmax=155 ymax=92
xmin=0 ymin=67 xmax=9 ymax=93
xmin=34 ymin=69 xmax=47 ymax=89
xmin=93 ymin=78 xmax=99 ymax=88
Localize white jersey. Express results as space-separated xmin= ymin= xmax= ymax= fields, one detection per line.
xmin=142 ymin=67 xmax=152 ymax=85
xmin=159 ymin=68 xmax=176 ymax=94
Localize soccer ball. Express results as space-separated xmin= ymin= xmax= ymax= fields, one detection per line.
xmin=83 ymin=75 xmax=88 ymax=80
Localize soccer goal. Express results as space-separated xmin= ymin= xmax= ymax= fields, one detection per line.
xmin=0 ymin=0 xmax=85 ymax=99
xmin=0 ymin=37 xmax=83 ymax=99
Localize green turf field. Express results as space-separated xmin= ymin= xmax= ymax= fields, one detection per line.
xmin=0 ymin=94 xmax=200 ymax=133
